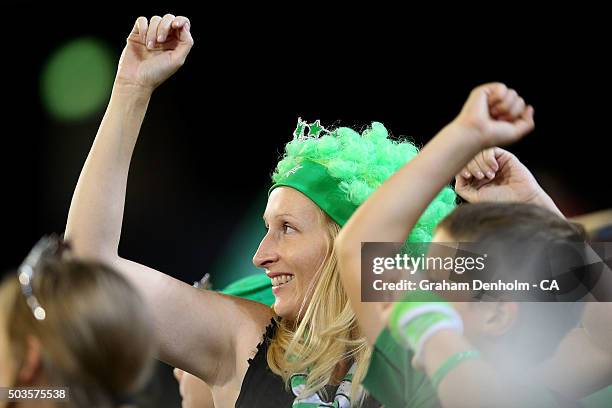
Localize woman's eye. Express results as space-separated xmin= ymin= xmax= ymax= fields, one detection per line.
xmin=283 ymin=223 xmax=296 ymax=233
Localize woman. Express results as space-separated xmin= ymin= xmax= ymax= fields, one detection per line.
xmin=0 ymin=236 xmax=154 ymax=408
xmin=64 ymin=14 xmax=455 ymax=407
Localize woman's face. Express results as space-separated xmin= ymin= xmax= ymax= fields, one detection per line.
xmin=253 ymin=187 xmax=329 ymax=321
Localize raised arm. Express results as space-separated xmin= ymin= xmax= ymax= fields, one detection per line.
xmin=65 ymin=15 xmax=271 ymax=385
xmin=336 ymin=84 xmax=536 ymax=407
xmin=336 ymin=83 xmax=534 ymax=344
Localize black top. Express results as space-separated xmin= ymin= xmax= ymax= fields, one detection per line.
xmin=235 ymin=319 xmax=295 ymax=407
xmin=235 ymin=319 xmax=381 ymax=407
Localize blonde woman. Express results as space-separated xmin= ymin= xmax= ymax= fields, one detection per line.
xmin=64 ymin=14 xmax=455 ymax=407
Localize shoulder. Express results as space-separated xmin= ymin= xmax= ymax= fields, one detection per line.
xmin=220 ymin=294 xmax=276 ymax=369
xmin=219 ymin=293 xmax=275 ymax=338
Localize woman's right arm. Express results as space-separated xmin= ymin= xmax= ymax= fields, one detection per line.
xmin=65 ymin=15 xmax=271 ymax=385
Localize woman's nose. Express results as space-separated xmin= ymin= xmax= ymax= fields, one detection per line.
xmin=253 ymin=235 xmax=279 ymax=268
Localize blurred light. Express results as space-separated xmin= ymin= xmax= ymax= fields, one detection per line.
xmin=41 ymin=37 xmax=115 ymax=121
xmin=209 ymin=190 xmax=268 ymax=289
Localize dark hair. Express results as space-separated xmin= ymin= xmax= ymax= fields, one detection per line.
xmin=438 ymin=202 xmax=586 ymax=243
xmin=437 ymin=202 xmax=587 ymax=362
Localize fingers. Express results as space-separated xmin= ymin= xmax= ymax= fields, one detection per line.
xmin=460 ymin=82 xmax=508 ymax=126
xmin=481 ymin=148 xmax=499 ymax=174
xmin=172 ymin=16 xmax=190 ymax=30
xmin=490 ymin=87 xmax=526 ymax=121
xmin=488 ymin=85 xmax=533 ymax=143
xmin=467 ymin=159 xmax=486 ymax=180
xmin=454 ymin=175 xmax=476 ymax=202
xmin=460 ymin=166 xmax=472 ymax=179
xmin=507 ymin=96 xmax=526 ymax=119
xmin=146 ymin=15 xmax=162 ymax=49
xmin=475 ymin=149 xmax=497 ymax=179
xmin=175 ymin=16 xmax=192 ymax=45
xmin=493 ymin=146 xmax=510 ymax=160
xmin=173 ymin=22 xmax=194 ymax=65
xmin=142 ymin=15 xmax=193 ymax=53
xmin=462 ymin=81 xmax=534 ymax=148
xmin=458 ymin=148 xmax=498 ymax=181
xmin=173 ymin=368 xmax=183 ymax=382
xmin=157 ymin=15 xmax=193 ymax=58
xmin=485 ymin=83 xmax=508 ymax=106
xmin=177 ymin=18 xmax=193 ymax=44
xmin=157 ymin=14 xmax=176 ymax=43
xmin=511 ymin=105 xmax=535 ymax=136
xmin=455 ymin=174 xmax=468 ymax=190
xmin=464 ymin=82 xmax=501 ymax=114
xmin=468 ymin=84 xmax=491 ymax=106
xmin=157 ymin=15 xmax=190 ymax=43
xmin=130 ymin=16 xmax=148 ymax=44
xmin=490 ymin=88 xmax=515 ymax=116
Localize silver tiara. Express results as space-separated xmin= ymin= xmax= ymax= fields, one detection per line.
xmin=293 ymin=118 xmax=332 ymax=140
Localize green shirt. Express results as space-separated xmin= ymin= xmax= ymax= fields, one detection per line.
xmin=363 ymin=328 xmax=439 ymax=408
xmin=363 ymin=328 xmax=562 ymax=408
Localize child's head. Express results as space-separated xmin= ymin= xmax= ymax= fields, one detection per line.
xmin=0 ymin=237 xmax=155 ymax=407
xmin=432 ymin=203 xmax=586 ymax=364
xmin=435 ymin=202 xmax=585 ymax=244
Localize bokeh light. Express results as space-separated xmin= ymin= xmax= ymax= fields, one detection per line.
xmin=41 ymin=37 xmax=115 ymax=121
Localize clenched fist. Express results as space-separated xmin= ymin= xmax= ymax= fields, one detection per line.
xmin=454 ymin=83 xmax=535 ymax=148
xmin=115 ymin=14 xmax=194 ymax=91
xmin=455 ymin=147 xmax=543 ymax=204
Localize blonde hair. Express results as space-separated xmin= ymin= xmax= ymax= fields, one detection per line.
xmin=2 ymin=257 xmax=155 ymax=407
xmin=267 ymin=209 xmax=371 ymax=404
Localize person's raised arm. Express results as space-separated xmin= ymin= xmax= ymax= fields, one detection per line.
xmin=66 ymin=14 xmax=192 ymax=258
xmin=336 ymin=84 xmax=536 ymax=407
xmin=65 ymin=15 xmax=271 ymax=386
xmin=336 ymin=83 xmax=534 ymax=344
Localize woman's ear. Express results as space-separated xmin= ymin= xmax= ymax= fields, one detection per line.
xmin=483 ymin=302 xmax=518 ymax=337
xmin=17 ymin=335 xmax=43 ymax=384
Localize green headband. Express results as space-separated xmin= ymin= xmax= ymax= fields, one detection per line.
xmin=269 ymin=160 xmax=356 ymax=227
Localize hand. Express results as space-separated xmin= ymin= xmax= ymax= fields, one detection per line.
xmin=454 ymin=83 xmax=535 ymax=148
xmin=455 ymin=147 xmax=546 ymax=205
xmin=115 ymin=14 xmax=194 ymax=92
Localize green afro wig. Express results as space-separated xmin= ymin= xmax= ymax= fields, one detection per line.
xmin=271 ymin=121 xmax=457 ymax=243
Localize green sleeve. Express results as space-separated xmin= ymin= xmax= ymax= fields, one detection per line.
xmin=362 ymin=328 xmax=439 ymax=408
xmin=363 ymin=328 xmax=566 ymax=407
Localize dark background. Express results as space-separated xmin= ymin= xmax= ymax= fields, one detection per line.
xmin=2 ymin=4 xmax=610 ymax=406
